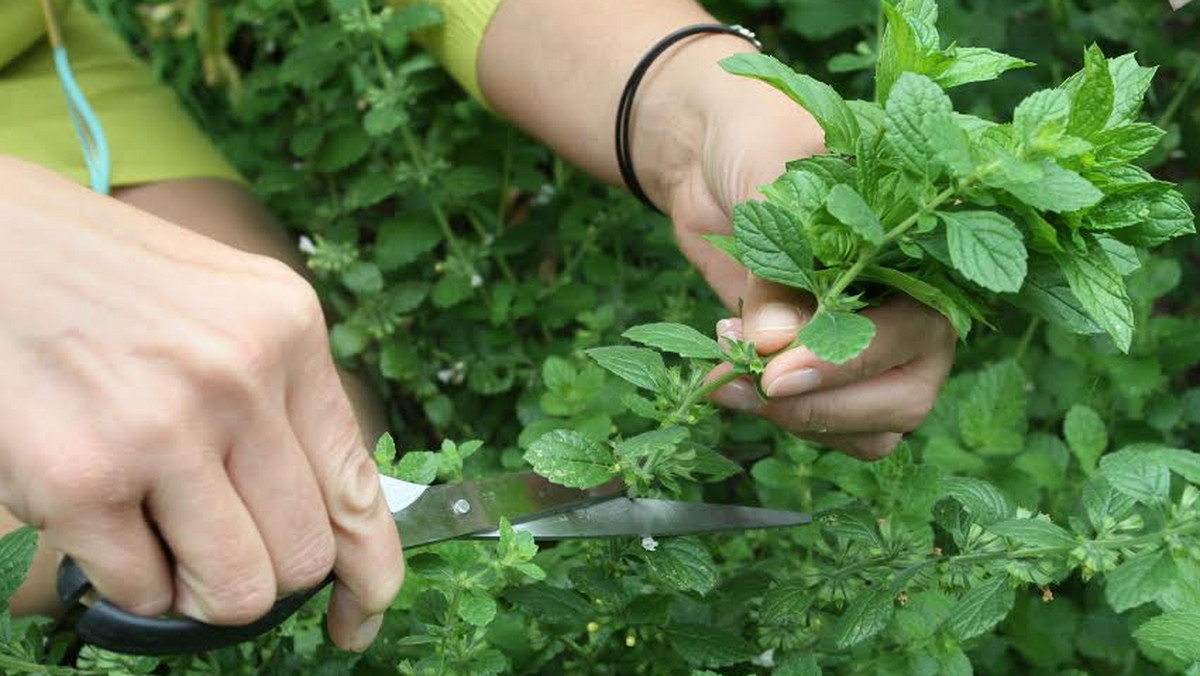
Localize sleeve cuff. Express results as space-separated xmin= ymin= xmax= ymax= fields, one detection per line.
xmin=402 ymin=0 xmax=504 ymax=103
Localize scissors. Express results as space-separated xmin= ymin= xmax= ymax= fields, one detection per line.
xmin=57 ymin=470 xmax=810 ymax=656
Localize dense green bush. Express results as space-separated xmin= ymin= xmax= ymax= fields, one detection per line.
xmin=2 ymin=1 xmax=1198 ymax=674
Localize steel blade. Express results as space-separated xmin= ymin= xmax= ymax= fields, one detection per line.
xmin=380 ymin=475 xmax=429 ymax=514
xmin=469 ymin=498 xmax=811 ymax=540
xmin=393 ymin=472 xmax=624 ymax=549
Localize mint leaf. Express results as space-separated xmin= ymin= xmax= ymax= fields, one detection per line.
xmin=1118 ymin=189 xmax=1196 ymax=247
xmin=458 ymin=590 xmax=497 ymax=627
xmin=832 ymin=587 xmax=895 ymax=649
xmin=702 ymin=234 xmax=742 ymax=263
xmin=1066 ymin=44 xmax=1115 ymax=139
xmin=799 ymin=309 xmax=876 ymax=365
xmin=991 ymin=159 xmax=1103 ymax=212
xmin=644 ymin=537 xmax=718 ymax=596
xmin=0 ymin=526 xmax=37 ymax=602
xmin=762 ymin=169 xmax=833 ymax=219
xmin=506 ymin=582 xmax=590 ymax=626
xmin=989 ymin=517 xmax=1077 ymax=549
xmin=774 ymin=655 xmax=822 ymax=676
xmin=1055 ymin=236 xmax=1134 ymax=351
xmin=825 ymin=184 xmax=885 ymax=244
xmin=375 ymin=217 xmax=442 ymax=270
xmin=957 ymin=360 xmax=1028 ymax=457
xmin=1106 ymin=52 xmax=1157 ymax=127
xmin=1133 ymin=609 xmax=1200 ymax=663
xmin=1064 ymin=404 xmax=1108 ymax=475
xmin=614 ymin=427 xmax=690 ymax=464
xmin=1013 ymin=88 xmax=1071 ymax=148
xmin=586 ymin=346 xmax=667 ymax=392
xmin=524 ymin=430 xmax=617 ymax=489
xmin=1017 ymin=258 xmax=1103 ymax=334
xmin=885 ymin=72 xmax=967 ymax=177
xmin=946 ymin=577 xmax=1016 ymax=641
xmin=622 ymin=323 xmax=722 ymax=360
xmin=1105 ymin=550 xmax=1178 ymax=613
xmin=396 ymin=451 xmax=438 ymax=485
xmin=860 ymin=266 xmax=973 ymax=339
xmin=760 ymin=582 xmax=817 ymax=625
xmin=940 ymin=211 xmax=1028 ymax=293
xmin=876 ymin=2 xmax=925 ymax=103
xmin=666 ymin=623 xmax=756 ymax=667
xmin=733 ymin=201 xmax=816 ymax=291
xmin=935 ymin=47 xmax=1032 ymax=89
xmin=1097 ymin=446 xmax=1172 ymax=505
xmin=1091 ymin=123 xmax=1166 ymax=165
xmin=720 ymin=53 xmax=860 ymax=154
xmin=943 ymin=476 xmax=1014 ymax=525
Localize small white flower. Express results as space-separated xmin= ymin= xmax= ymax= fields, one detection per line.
xmin=640 ymin=536 xmax=658 ymax=552
xmin=532 ymin=183 xmax=556 ymax=207
xmin=470 ymin=273 xmax=484 ymax=288
xmin=751 ymin=648 xmax=775 ymax=668
xmin=298 ymin=235 xmax=316 ymax=255
xmin=436 ymin=368 xmax=456 ymax=384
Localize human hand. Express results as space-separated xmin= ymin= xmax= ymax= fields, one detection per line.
xmin=646 ymin=46 xmax=956 ymax=459
xmin=0 ymin=157 xmax=401 ymax=650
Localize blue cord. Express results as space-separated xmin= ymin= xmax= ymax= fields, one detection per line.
xmin=51 ymin=45 xmax=111 ymax=195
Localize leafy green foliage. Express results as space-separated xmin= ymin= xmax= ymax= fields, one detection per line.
xmin=33 ymin=0 xmax=1200 ymax=675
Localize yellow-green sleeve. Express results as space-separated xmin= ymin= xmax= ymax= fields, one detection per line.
xmin=395 ymin=0 xmax=504 ymax=102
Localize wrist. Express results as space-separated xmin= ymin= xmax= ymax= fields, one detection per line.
xmin=628 ymin=33 xmax=759 ymax=214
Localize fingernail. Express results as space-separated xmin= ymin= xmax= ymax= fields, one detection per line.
xmin=715 ymin=318 xmax=742 ymax=343
xmin=173 ymin=585 xmax=212 ymax=624
xmin=709 ymin=380 xmax=762 ymax=412
xmin=352 ymin=613 xmax=385 ymax=651
xmin=765 ymin=368 xmax=821 ymax=398
xmin=752 ymin=303 xmax=803 ymax=334
xmin=716 ymin=318 xmax=735 ymax=338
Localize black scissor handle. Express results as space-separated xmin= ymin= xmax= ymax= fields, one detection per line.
xmin=57 ymin=556 xmax=332 ymax=655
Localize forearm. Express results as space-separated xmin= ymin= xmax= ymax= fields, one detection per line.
xmin=477 ymin=0 xmax=758 ymax=212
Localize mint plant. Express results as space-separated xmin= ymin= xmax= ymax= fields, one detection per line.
xmin=702 ymin=0 xmax=1194 ymax=365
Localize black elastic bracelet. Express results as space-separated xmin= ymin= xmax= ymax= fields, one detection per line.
xmin=616 ymin=23 xmax=762 ymax=214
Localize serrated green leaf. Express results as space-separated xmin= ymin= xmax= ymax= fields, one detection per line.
xmin=1133 ymin=609 xmax=1200 ymax=663
xmin=876 ymin=2 xmax=925 ymax=103
xmin=940 ymin=211 xmax=1028 ymax=293
xmin=935 ymin=47 xmax=1032 ymax=89
xmin=524 ymin=430 xmax=616 ymax=489
xmin=1117 ymin=189 xmax=1196 ymax=247
xmin=943 ymin=476 xmax=1014 ymax=525
xmin=1106 ymin=53 xmax=1157 ymax=127
xmin=826 ymin=184 xmax=884 ymax=244
xmin=720 ymin=53 xmax=859 ymax=154
xmin=1064 ymin=404 xmax=1108 ymax=475
xmin=774 ymin=655 xmax=822 ymax=676
xmin=614 ymin=427 xmax=689 ymax=464
xmin=622 ymin=323 xmax=721 ymax=360
xmin=1106 ymin=550 xmax=1178 ymax=613
xmin=957 ymin=360 xmax=1028 ymax=456
xmin=760 ymin=582 xmax=816 ymax=625
xmin=702 ymin=234 xmax=742 ymax=263
xmin=1098 ymin=446 xmax=1172 ymax=505
xmin=860 ymin=266 xmax=973 ymax=339
xmin=832 ymin=588 xmax=895 ymax=649
xmin=991 ymin=159 xmax=1103 ymax=212
xmin=733 ymin=200 xmax=815 ymax=291
xmin=989 ymin=517 xmax=1077 ymax=549
xmin=0 ymin=527 xmax=37 ymax=602
xmin=1067 ymin=45 xmax=1115 ymax=139
xmin=585 ymin=346 xmax=667 ymax=392
xmin=762 ymin=169 xmax=833 ymax=219
xmin=946 ymin=577 xmax=1015 ymax=640
xmin=1083 ymin=477 xmax=1138 ymax=533
xmin=396 ymin=451 xmax=438 ymax=485
xmin=1017 ymin=258 xmax=1103 ymax=334
xmin=666 ymin=623 xmax=756 ymax=667
xmin=1013 ymin=88 xmax=1071 ymax=147
xmin=885 ymin=72 xmax=969 ymax=177
xmin=506 ymin=582 xmax=590 ymax=626
xmin=798 ymin=309 xmax=875 ymax=365
xmin=645 ymin=537 xmax=718 ymax=596
xmin=375 ymin=217 xmax=443 ymax=270
xmin=1091 ymin=123 xmax=1166 ymax=165
xmin=1055 ymin=236 xmax=1134 ymax=351
xmin=458 ymin=591 xmax=497 ymax=627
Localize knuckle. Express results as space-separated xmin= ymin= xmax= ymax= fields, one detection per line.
xmin=275 ymin=529 xmax=336 ymax=592
xmin=330 ymin=446 xmax=380 ymax=526
xmin=188 ymin=331 xmax=273 ymax=395
xmin=852 ymin=434 xmax=902 ymax=461
xmin=202 ymin=567 xmax=278 ymax=625
xmin=37 ymin=453 xmax=139 ymax=515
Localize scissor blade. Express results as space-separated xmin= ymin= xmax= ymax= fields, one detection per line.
xmin=469 ymin=498 xmax=811 ymax=540
xmin=390 ymin=472 xmax=624 ymax=549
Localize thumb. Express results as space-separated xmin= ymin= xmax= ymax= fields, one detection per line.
xmin=740 ymin=273 xmax=815 ymax=355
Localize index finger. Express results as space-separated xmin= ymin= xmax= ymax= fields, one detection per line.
xmin=286 ymin=331 xmax=403 ymax=652
xmin=760 ymin=294 xmax=955 ymax=399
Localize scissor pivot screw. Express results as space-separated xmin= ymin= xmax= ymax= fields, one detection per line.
xmin=452 ymin=499 xmax=471 ymax=516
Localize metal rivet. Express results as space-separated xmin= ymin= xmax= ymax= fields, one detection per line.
xmin=452 ymin=499 xmax=471 ymax=516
